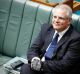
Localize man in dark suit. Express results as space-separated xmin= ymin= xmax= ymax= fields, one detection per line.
xmin=20 ymin=4 xmax=80 ymax=74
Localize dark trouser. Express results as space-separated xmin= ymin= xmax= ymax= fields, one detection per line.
xmin=20 ymin=63 xmax=80 ymax=74
xmin=20 ymin=64 xmax=43 ymax=74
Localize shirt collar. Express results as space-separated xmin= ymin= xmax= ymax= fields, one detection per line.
xmin=55 ymin=26 xmax=70 ymax=37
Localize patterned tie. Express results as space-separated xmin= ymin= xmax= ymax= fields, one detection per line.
xmin=45 ymin=33 xmax=59 ymax=60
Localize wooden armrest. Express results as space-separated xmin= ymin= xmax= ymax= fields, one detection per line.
xmin=32 ymin=0 xmax=58 ymax=7
xmin=31 ymin=0 xmax=80 ymax=12
xmin=73 ymin=1 xmax=80 ymax=12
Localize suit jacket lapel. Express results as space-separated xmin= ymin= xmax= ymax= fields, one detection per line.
xmin=45 ymin=25 xmax=55 ymax=46
xmin=43 ymin=26 xmax=55 ymax=53
xmin=47 ymin=29 xmax=55 ymax=43
xmin=57 ymin=33 xmax=69 ymax=49
xmin=57 ymin=25 xmax=73 ymax=48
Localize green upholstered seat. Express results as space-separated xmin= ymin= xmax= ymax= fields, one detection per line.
xmin=72 ymin=14 xmax=80 ymax=32
xmin=3 ymin=0 xmax=26 ymax=57
xmin=16 ymin=1 xmax=40 ymax=57
xmin=0 ymin=0 xmax=12 ymax=53
xmin=31 ymin=4 xmax=53 ymax=45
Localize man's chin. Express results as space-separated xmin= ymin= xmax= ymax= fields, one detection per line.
xmin=53 ymin=28 xmax=61 ymax=32
xmin=53 ymin=27 xmax=59 ymax=30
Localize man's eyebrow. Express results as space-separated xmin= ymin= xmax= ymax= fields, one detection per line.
xmin=53 ymin=15 xmax=68 ymax=18
xmin=53 ymin=15 xmax=69 ymax=21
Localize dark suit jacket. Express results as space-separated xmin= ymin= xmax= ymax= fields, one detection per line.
xmin=27 ymin=23 xmax=80 ymax=74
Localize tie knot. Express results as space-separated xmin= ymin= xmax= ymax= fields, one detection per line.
xmin=55 ymin=33 xmax=59 ymax=38
xmin=51 ymin=33 xmax=59 ymax=45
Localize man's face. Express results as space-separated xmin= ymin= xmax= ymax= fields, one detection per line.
xmin=52 ymin=9 xmax=71 ymax=32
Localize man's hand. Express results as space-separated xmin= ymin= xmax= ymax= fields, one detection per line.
xmin=31 ymin=57 xmax=41 ymax=71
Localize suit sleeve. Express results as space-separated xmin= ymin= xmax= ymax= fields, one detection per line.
xmin=27 ymin=24 xmax=47 ymax=63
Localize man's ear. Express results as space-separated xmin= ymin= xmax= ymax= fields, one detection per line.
xmin=70 ymin=18 xmax=72 ymax=21
xmin=68 ymin=17 xmax=72 ymax=24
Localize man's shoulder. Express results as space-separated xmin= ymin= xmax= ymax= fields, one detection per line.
xmin=73 ymin=29 xmax=80 ymax=38
xmin=71 ymin=25 xmax=80 ymax=38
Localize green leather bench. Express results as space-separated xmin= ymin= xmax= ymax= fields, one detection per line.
xmin=0 ymin=0 xmax=80 ymax=74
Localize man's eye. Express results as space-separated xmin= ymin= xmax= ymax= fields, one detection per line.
xmin=59 ymin=17 xmax=65 ymax=20
xmin=53 ymin=16 xmax=67 ymax=20
xmin=53 ymin=16 xmax=57 ymax=18
xmin=59 ymin=17 xmax=68 ymax=20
